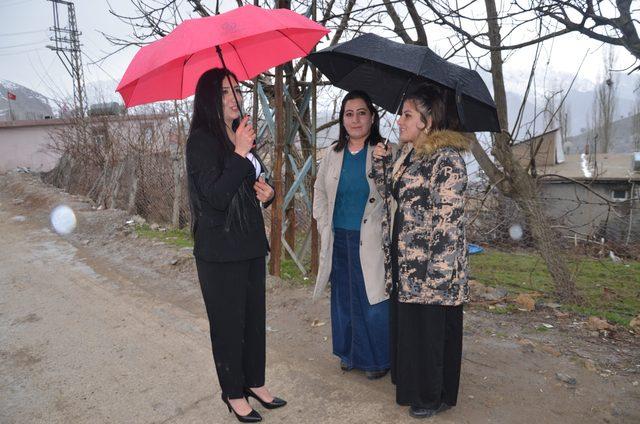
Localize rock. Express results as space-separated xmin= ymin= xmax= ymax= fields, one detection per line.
xmin=586 ymin=316 xmax=613 ymax=331
xmin=541 ymin=345 xmax=561 ymax=357
xmin=543 ymin=302 xmax=562 ymax=309
xmin=582 ymin=359 xmax=597 ymax=372
xmin=469 ymin=280 xmax=508 ymax=301
xmin=11 ymin=215 xmax=26 ymax=222
xmin=169 ymin=259 xmax=179 ymax=266
xmin=131 ymin=215 xmax=146 ymax=225
xmin=518 ymin=338 xmax=535 ymax=353
xmin=180 ymin=247 xmax=193 ymax=252
xmin=629 ymin=315 xmax=640 ymax=332
xmin=150 ymin=223 xmax=160 ymax=231
xmin=609 ymin=251 xmax=622 ymax=263
xmin=515 ymin=293 xmax=536 ymax=311
xmin=555 ymin=372 xmax=577 ymax=385
xmin=310 ymin=319 xmax=326 ymax=327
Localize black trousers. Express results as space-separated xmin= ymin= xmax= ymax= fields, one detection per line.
xmin=195 ymin=256 xmax=266 ymax=399
xmin=389 ymin=290 xmax=463 ymax=409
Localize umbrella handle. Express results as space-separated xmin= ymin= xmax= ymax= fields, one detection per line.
xmin=216 ymin=45 xmax=245 ymax=119
xmin=384 ymin=77 xmax=413 ymax=146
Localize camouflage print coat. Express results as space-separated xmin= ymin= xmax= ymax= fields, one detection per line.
xmin=371 ymin=130 xmax=470 ymax=306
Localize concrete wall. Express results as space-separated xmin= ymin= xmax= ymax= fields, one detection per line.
xmin=0 ymin=124 xmax=62 ymax=173
xmin=541 ymin=181 xmax=640 ymax=243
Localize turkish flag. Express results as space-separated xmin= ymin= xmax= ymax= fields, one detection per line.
xmin=7 ymin=92 xmax=16 ymax=100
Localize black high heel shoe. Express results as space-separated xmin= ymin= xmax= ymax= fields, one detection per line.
xmin=244 ymin=388 xmax=287 ymax=410
xmin=221 ymin=394 xmax=262 ymax=422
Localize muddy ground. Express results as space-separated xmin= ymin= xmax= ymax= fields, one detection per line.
xmin=1 ymin=172 xmax=639 ymax=424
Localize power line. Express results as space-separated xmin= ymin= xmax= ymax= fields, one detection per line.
xmin=82 ymin=51 xmax=118 ymax=83
xmin=0 ymin=39 xmax=49 ymax=49
xmin=0 ymin=29 xmax=47 ymax=37
xmin=47 ymin=0 xmax=87 ymax=116
xmin=0 ymin=0 xmax=36 ymax=8
xmin=0 ymin=47 xmax=47 ymax=56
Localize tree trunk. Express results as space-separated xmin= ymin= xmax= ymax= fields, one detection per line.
xmin=483 ymin=0 xmax=580 ymax=302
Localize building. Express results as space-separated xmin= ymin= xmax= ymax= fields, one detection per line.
xmin=0 ymin=113 xmax=173 ymax=173
xmin=512 ymin=129 xmax=639 ymax=245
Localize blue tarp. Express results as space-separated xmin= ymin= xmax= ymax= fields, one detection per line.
xmin=468 ymin=243 xmax=484 ymax=255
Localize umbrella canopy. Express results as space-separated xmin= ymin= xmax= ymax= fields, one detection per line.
xmin=307 ymin=33 xmax=500 ymax=133
xmin=117 ymin=5 xmax=329 ymax=107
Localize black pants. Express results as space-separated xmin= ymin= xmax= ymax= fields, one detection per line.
xmin=389 ymin=290 xmax=463 ymax=409
xmin=195 ymin=256 xmax=266 ymax=400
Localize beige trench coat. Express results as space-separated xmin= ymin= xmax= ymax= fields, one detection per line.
xmin=312 ymin=143 xmax=391 ymax=305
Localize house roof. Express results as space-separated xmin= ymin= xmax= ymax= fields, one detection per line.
xmin=540 ymin=153 xmax=640 ymax=182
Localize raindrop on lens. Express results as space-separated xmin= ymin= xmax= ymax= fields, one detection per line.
xmin=509 ymin=224 xmax=523 ymax=240
xmin=50 ymin=205 xmax=77 ymax=235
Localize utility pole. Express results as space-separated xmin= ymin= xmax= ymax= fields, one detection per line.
xmin=47 ymin=0 xmax=87 ymax=117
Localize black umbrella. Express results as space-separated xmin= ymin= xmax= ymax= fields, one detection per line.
xmin=307 ymin=33 xmax=500 ymax=133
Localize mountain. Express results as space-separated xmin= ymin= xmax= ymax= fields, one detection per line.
xmin=0 ymin=80 xmax=53 ymax=121
xmin=478 ymin=69 xmax=638 ymax=138
xmin=566 ymin=112 xmax=640 ymax=154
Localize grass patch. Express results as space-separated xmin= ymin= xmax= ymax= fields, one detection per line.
xmin=134 ymin=225 xmax=315 ymax=285
xmin=470 ymin=249 xmax=640 ymax=326
xmin=490 ymin=304 xmax=519 ymax=315
xmin=135 ymin=224 xmax=193 ymax=248
xmin=281 ymin=257 xmax=313 ymax=286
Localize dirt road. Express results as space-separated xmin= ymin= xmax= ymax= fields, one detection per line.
xmin=1 ymin=172 xmax=639 ymax=423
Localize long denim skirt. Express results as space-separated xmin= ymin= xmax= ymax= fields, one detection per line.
xmin=330 ymin=227 xmax=390 ymax=372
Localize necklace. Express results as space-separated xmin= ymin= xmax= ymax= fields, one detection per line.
xmin=348 ymin=141 xmax=364 ymax=155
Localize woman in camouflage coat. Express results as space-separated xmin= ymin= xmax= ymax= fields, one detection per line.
xmin=372 ymin=84 xmax=469 ymax=419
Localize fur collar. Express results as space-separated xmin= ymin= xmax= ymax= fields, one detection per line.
xmin=413 ymin=130 xmax=470 ymax=157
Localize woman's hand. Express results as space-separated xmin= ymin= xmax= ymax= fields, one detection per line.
xmin=373 ymin=142 xmax=391 ymax=160
xmin=234 ymin=116 xmax=255 ymax=157
xmin=254 ymin=176 xmax=274 ymax=203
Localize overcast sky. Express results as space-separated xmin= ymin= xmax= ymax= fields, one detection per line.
xmin=1 ymin=0 xmax=638 ymax=103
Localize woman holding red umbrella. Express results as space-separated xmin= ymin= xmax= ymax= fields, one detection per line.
xmin=186 ymin=68 xmax=285 ymax=422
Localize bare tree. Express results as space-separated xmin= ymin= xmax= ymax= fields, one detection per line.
xmin=595 ymin=47 xmax=618 ymax=153
xmin=633 ymin=77 xmax=640 ymax=151
xmin=419 ymin=1 xmax=640 ymax=69
xmin=557 ymin=92 xmax=570 ymax=152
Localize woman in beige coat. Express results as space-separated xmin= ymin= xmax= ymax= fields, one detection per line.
xmin=313 ymin=90 xmax=392 ymax=379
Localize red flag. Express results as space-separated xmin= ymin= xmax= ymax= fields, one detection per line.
xmin=7 ymin=92 xmax=16 ymax=100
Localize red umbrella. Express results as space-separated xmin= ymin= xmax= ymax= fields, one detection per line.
xmin=116 ymin=5 xmax=328 ymax=107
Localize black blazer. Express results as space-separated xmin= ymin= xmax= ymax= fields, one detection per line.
xmin=186 ymin=128 xmax=271 ymax=262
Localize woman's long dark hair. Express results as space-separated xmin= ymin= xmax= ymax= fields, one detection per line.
xmin=188 ymin=68 xmax=239 ymax=151
xmin=187 ymin=68 xmax=256 ymax=236
xmin=333 ymin=90 xmax=381 ymax=152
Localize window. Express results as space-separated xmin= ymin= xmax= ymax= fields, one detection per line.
xmin=611 ymin=189 xmax=628 ymax=201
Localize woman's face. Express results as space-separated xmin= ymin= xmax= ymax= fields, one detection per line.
xmin=397 ymin=100 xmax=430 ymax=143
xmin=343 ymin=98 xmax=374 ymax=141
xmin=221 ymin=76 xmax=242 ymax=123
